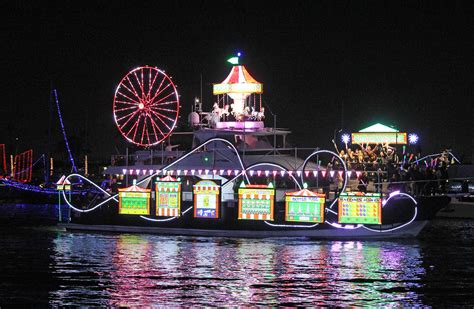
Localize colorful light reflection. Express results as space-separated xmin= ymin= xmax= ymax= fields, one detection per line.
xmin=48 ymin=233 xmax=426 ymax=307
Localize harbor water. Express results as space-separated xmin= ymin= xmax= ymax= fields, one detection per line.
xmin=0 ymin=218 xmax=473 ymax=306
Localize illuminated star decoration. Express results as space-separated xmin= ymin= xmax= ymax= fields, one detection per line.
xmin=408 ymin=133 xmax=419 ymax=144
xmin=341 ymin=134 xmax=350 ymax=144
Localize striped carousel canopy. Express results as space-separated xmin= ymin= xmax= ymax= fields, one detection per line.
xmin=213 ymin=65 xmax=263 ymax=95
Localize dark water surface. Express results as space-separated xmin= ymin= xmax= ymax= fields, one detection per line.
xmin=0 ymin=219 xmax=473 ymax=306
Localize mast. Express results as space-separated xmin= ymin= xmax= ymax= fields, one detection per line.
xmin=52 ymin=88 xmax=78 ymax=174
xmin=46 ymin=83 xmax=53 ymax=183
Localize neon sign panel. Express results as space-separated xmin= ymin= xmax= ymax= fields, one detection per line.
xmin=156 ymin=179 xmax=181 ymax=217
xmin=193 ymin=180 xmax=220 ymax=218
xmin=118 ymin=188 xmax=151 ymax=215
xmin=338 ymin=192 xmax=382 ymax=224
xmin=285 ymin=189 xmax=325 ymax=223
xmin=238 ymin=184 xmax=275 ymax=221
xmin=351 ymin=132 xmax=407 ymax=144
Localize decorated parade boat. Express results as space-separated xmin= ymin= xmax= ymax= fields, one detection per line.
xmin=59 ymin=56 xmax=451 ymax=239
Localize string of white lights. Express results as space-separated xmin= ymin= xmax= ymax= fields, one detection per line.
xmin=361 ymin=192 xmax=418 ymax=233
xmin=243 ymin=162 xmax=302 ymax=189
xmin=264 ymin=221 xmax=319 ymax=228
xmin=135 ymin=137 xmax=250 ymax=188
xmin=300 ymin=149 xmax=348 ymax=209
xmin=325 ymin=221 xmax=363 ymax=230
xmin=139 ymin=206 xmax=193 ymax=222
xmin=413 ymin=151 xmax=460 ymax=164
xmin=62 ymin=173 xmax=118 ymax=213
xmin=137 ymin=138 xmax=249 ymax=222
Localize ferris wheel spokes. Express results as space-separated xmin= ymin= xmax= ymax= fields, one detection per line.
xmin=113 ymin=66 xmax=180 ymax=147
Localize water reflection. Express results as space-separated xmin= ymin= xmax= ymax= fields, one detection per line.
xmin=0 ymin=219 xmax=471 ymax=306
xmin=49 ymin=233 xmax=427 ymax=306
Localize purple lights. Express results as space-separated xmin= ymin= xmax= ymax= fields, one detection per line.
xmin=215 ymin=121 xmax=264 ymax=130
xmin=53 ymin=89 xmax=77 ymax=173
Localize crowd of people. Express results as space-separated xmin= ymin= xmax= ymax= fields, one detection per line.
xmin=333 ymin=142 xmax=453 ymax=196
xmin=334 ymin=142 xmax=405 ymax=170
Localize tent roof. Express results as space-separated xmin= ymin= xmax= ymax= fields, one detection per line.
xmin=119 ymin=184 xmax=151 ymax=192
xmin=159 ymin=175 xmax=177 ymax=182
xmin=221 ymin=65 xmax=261 ymax=84
xmin=359 ymin=123 xmax=399 ymax=133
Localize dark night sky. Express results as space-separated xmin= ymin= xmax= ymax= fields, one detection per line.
xmin=2 ymin=1 xmax=473 ymax=163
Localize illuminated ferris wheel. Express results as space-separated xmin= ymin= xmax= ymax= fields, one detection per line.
xmin=113 ymin=66 xmax=180 ymax=147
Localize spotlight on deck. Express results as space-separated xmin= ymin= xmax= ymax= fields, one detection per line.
xmin=408 ymin=133 xmax=419 ymax=144
xmin=341 ymin=134 xmax=351 ymax=144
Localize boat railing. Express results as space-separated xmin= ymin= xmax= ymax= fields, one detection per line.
xmin=105 ymin=143 xmax=471 ymax=200
xmin=109 ymin=145 xmax=452 ymax=172
xmin=110 ymin=146 xmax=322 ymax=167
xmin=319 ymin=175 xmax=473 ymax=198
